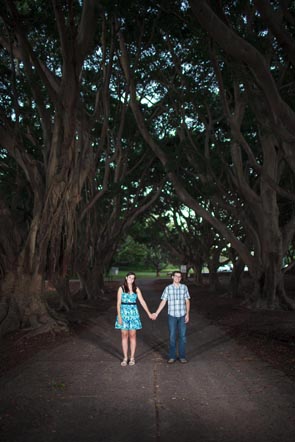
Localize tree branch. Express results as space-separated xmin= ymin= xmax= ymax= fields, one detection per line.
xmin=189 ymin=0 xmax=295 ymax=141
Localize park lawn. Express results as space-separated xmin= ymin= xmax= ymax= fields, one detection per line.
xmin=111 ymin=270 xmax=172 ymax=280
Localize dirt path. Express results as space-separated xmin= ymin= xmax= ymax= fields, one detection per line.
xmin=0 ymin=279 xmax=295 ymax=442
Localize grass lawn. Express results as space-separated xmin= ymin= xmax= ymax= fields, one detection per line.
xmin=108 ymin=270 xmax=172 ymax=280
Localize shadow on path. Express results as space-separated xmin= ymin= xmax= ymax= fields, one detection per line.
xmin=0 ymin=279 xmax=295 ymax=442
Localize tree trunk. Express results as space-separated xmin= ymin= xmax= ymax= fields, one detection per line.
xmin=0 ymin=1 xmax=107 ymax=335
xmin=208 ymin=249 xmax=222 ymax=292
xmin=208 ymin=271 xmax=222 ymax=292
xmin=77 ymin=266 xmax=105 ymax=301
xmin=50 ymin=274 xmax=74 ymax=312
xmin=250 ymin=266 xmax=295 ymax=310
xmin=0 ymin=270 xmax=66 ymax=337
xmin=228 ymin=259 xmax=245 ymax=298
xmin=194 ymin=269 xmax=203 ymax=286
xmin=192 ymin=266 xmax=203 ymax=285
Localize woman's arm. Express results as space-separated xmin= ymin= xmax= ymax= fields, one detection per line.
xmin=137 ymin=288 xmax=152 ymax=318
xmin=117 ymin=287 xmax=123 ymax=324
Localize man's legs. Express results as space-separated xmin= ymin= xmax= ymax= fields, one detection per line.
xmin=168 ymin=314 xmax=177 ymax=360
xmin=178 ymin=315 xmax=187 ymax=359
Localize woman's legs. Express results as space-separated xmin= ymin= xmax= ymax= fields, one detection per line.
xmin=121 ymin=330 xmax=129 ymax=360
xmin=129 ymin=330 xmax=137 ymax=359
xmin=121 ymin=330 xmax=137 ymax=360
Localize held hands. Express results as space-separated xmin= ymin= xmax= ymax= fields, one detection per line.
xmin=148 ymin=312 xmax=157 ymax=320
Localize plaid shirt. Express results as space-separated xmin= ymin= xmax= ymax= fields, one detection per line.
xmin=161 ymin=283 xmax=190 ymax=317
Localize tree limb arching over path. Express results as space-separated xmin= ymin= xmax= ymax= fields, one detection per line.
xmin=117 ymin=1 xmax=295 ymax=311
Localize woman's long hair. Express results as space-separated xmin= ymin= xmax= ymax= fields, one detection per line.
xmin=123 ymin=272 xmax=137 ymax=293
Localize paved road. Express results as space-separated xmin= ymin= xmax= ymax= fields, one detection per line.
xmin=0 ymin=279 xmax=295 ymax=442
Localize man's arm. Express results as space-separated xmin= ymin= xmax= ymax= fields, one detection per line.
xmin=153 ymin=299 xmax=167 ymax=319
xmin=185 ymin=299 xmax=190 ymax=323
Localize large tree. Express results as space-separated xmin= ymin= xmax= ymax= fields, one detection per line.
xmin=0 ymin=1 xmax=166 ymax=334
xmin=0 ymin=0 xmax=110 ymax=335
xmin=117 ymin=0 xmax=295 ymax=309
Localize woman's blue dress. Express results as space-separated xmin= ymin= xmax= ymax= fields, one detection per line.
xmin=115 ymin=291 xmax=142 ymax=330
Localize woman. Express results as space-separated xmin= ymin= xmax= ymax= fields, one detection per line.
xmin=115 ymin=272 xmax=153 ymax=366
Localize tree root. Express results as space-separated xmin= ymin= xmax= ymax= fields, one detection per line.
xmin=0 ymin=297 xmax=21 ymax=337
xmin=278 ymin=291 xmax=295 ymax=311
xmin=16 ymin=317 xmax=69 ymax=342
xmin=56 ymin=301 xmax=72 ymax=313
xmin=77 ymin=303 xmax=99 ymax=309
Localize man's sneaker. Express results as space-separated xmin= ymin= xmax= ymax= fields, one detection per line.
xmin=179 ymin=358 xmax=188 ymax=364
xmin=167 ymin=358 xmax=176 ymax=364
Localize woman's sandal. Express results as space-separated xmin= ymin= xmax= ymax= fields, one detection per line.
xmin=129 ymin=358 xmax=135 ymax=366
xmin=121 ymin=358 xmax=128 ymax=367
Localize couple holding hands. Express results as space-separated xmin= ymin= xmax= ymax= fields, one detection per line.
xmin=115 ymin=271 xmax=190 ymax=367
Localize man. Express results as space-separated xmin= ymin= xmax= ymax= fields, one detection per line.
xmin=153 ymin=270 xmax=190 ymax=363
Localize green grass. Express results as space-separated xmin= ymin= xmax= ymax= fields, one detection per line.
xmin=107 ymin=270 xmax=172 ymax=280
xmin=67 ymin=267 xmax=176 ymax=282
xmin=106 ymin=267 xmax=175 ymax=280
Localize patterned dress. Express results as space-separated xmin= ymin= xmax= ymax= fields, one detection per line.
xmin=115 ymin=291 xmax=142 ymax=330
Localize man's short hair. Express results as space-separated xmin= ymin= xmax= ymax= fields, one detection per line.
xmin=172 ymin=270 xmax=182 ymax=277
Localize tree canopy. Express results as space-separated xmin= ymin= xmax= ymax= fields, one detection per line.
xmin=1 ymin=0 xmax=295 ymax=336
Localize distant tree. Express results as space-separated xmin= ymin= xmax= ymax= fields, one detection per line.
xmin=144 ymin=245 xmax=169 ymax=277
xmin=114 ymin=235 xmax=149 ymax=268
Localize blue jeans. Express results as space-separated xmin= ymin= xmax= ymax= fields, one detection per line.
xmin=168 ymin=314 xmax=187 ymax=360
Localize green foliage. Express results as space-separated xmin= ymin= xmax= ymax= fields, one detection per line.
xmin=114 ymin=235 xmax=149 ymax=267
xmin=1 ymin=0 xmax=295 ymax=286
xmin=112 ymin=217 xmax=172 ymax=274
xmin=50 ymin=380 xmax=66 ymax=391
